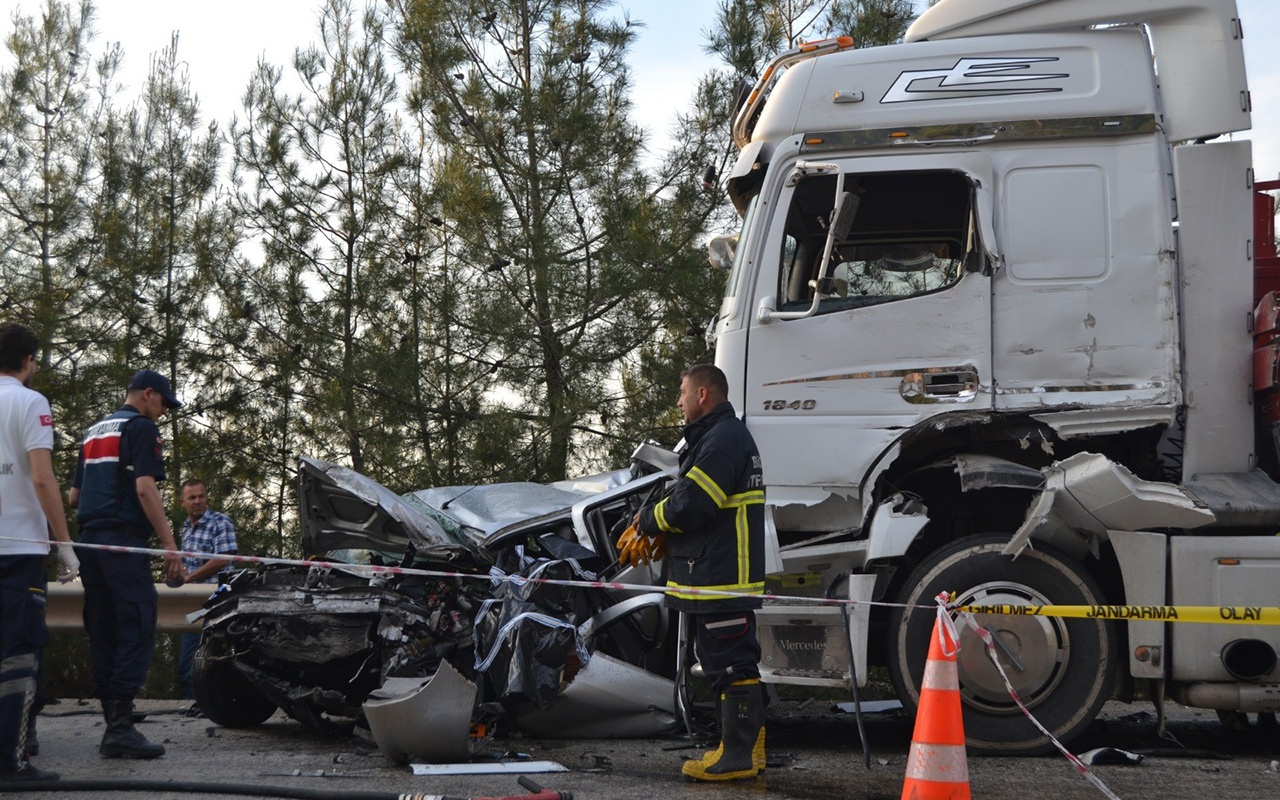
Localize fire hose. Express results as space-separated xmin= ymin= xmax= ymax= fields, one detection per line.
xmin=0 ymin=775 xmax=571 ymax=800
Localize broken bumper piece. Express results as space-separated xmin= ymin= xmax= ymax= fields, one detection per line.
xmin=364 ymin=662 xmax=480 ymax=764
xmin=1007 ymin=452 xmax=1215 ymax=557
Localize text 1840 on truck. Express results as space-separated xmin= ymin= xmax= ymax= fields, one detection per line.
xmin=710 ymin=0 xmax=1280 ymax=754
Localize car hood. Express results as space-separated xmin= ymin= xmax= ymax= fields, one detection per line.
xmin=297 ymin=457 xmax=488 ymax=565
xmin=407 ymin=467 xmax=634 ymax=537
xmin=298 ymin=458 xmax=638 ymax=559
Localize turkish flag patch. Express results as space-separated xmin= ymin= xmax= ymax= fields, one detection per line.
xmin=39 ymin=415 xmax=52 ymax=426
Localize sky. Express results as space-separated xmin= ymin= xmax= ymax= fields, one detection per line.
xmin=4 ymin=0 xmax=1279 ymax=180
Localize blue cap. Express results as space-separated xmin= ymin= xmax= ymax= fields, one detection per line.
xmin=128 ymin=369 xmax=182 ymax=409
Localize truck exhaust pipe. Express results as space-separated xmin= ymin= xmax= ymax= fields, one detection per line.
xmin=1221 ymin=639 xmax=1278 ymax=682
xmin=1170 ymin=681 xmax=1280 ymax=712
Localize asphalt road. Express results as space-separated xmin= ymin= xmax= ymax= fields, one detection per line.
xmin=9 ymin=698 xmax=1280 ymax=800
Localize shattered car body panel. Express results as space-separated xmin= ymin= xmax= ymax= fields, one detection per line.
xmin=408 ymin=465 xmax=642 ymax=538
xmin=299 ymin=457 xmax=488 ymax=565
xmin=363 ymin=664 xmax=481 ymax=764
xmin=196 ymin=563 xmax=479 ymax=732
xmin=517 ymin=652 xmax=677 ymax=738
xmin=195 ymin=451 xmax=681 ymax=746
xmin=1005 ymin=452 xmax=1215 ymax=558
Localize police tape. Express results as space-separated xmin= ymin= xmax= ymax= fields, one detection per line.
xmin=943 ymin=596 xmax=1123 ymax=800
xmin=19 ymin=536 xmax=1280 ymax=623
xmin=19 ymin=536 xmax=909 ymax=609
xmin=957 ymin=603 xmax=1280 ymax=625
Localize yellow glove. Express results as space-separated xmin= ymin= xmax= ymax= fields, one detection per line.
xmin=646 ymin=532 xmax=668 ymax=564
xmin=616 ymin=524 xmax=647 ymax=569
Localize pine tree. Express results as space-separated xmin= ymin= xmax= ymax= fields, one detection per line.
xmin=89 ymin=33 xmax=233 ymax=494
xmin=229 ymin=0 xmax=411 ymax=484
xmin=0 ymin=0 xmax=123 ymax=477
xmin=388 ymin=0 xmax=729 ymax=480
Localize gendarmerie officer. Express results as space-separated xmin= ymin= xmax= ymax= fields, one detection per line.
xmin=69 ymin=370 xmax=182 ymax=759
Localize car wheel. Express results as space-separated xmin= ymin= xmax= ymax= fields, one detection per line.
xmin=191 ymin=638 xmax=278 ymax=728
xmin=888 ymin=534 xmax=1117 ymax=755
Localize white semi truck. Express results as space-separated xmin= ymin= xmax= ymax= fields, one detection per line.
xmin=711 ymin=0 xmax=1280 ymax=754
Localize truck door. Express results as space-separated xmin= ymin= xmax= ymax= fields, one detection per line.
xmin=742 ymin=154 xmax=995 ymax=524
xmin=990 ymin=139 xmax=1177 ymax=421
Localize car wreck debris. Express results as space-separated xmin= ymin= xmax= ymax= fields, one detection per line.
xmin=192 ymin=453 xmax=681 ymax=760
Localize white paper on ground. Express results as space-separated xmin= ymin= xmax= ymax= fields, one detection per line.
xmin=410 ymin=760 xmax=569 ymax=776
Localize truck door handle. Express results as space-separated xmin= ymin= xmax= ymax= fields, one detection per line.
xmin=899 ymin=369 xmax=979 ymax=403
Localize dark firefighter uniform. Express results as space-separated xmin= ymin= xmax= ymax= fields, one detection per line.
xmin=72 ymin=407 xmax=166 ymax=704
xmin=637 ymin=400 xmax=765 ymax=691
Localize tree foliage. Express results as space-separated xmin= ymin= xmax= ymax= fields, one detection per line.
xmin=386 ymin=0 xmax=728 ymax=479
xmin=2 ymin=0 xmax=922 ymax=558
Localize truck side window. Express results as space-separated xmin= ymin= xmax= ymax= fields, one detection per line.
xmin=777 ymin=170 xmax=974 ymax=314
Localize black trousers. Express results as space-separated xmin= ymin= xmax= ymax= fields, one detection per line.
xmin=80 ymin=528 xmax=158 ymax=701
xmin=692 ymin=609 xmax=761 ymax=694
xmin=0 ymin=556 xmax=46 ymax=769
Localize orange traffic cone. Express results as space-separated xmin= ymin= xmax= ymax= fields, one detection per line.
xmin=901 ymin=614 xmax=971 ymax=800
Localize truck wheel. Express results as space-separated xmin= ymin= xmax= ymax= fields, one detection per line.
xmin=887 ymin=534 xmax=1116 ymax=755
xmin=191 ymin=639 xmax=278 ymax=728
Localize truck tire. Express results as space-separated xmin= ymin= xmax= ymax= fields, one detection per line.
xmin=191 ymin=639 xmax=278 ymax=728
xmin=887 ymin=534 xmax=1116 ymax=755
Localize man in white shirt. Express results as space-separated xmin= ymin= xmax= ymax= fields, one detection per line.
xmin=0 ymin=322 xmax=79 ymax=782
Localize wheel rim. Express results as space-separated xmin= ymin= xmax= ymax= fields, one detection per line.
xmin=951 ymin=581 xmax=1068 ymax=713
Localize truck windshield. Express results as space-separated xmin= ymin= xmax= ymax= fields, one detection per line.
xmin=778 ymin=170 xmax=973 ymax=314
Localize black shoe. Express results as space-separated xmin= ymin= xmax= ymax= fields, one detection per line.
xmin=183 ymin=703 xmax=204 ymax=718
xmin=100 ymin=699 xmax=165 ymax=759
xmin=0 ymin=763 xmax=60 ymax=782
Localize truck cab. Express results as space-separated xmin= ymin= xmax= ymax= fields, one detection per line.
xmin=715 ymin=0 xmax=1280 ymax=753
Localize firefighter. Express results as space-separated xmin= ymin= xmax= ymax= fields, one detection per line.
xmin=633 ymin=363 xmax=766 ymax=781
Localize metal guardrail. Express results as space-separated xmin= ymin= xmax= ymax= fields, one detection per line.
xmin=46 ymin=583 xmax=215 ymax=633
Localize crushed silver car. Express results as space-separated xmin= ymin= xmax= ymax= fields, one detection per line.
xmin=191 ymin=447 xmax=680 ymax=750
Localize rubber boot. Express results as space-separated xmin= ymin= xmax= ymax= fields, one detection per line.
xmin=100 ymin=700 xmax=165 ymax=759
xmin=695 ymin=691 xmax=767 ymax=772
xmin=682 ymin=679 xmax=765 ymax=781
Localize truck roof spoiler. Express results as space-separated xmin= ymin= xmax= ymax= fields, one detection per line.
xmin=907 ymin=0 xmax=1250 ymax=143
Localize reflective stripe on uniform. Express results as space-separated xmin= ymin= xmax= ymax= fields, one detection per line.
xmin=731 ymin=491 xmax=763 ymax=584
xmin=654 ymin=499 xmax=683 ymax=533
xmin=665 ymin=580 xmax=765 ymax=601
xmin=724 ymin=490 xmax=764 ymax=507
xmin=687 ymin=466 xmax=727 ymax=507
xmin=0 ymin=653 xmax=37 ymax=699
